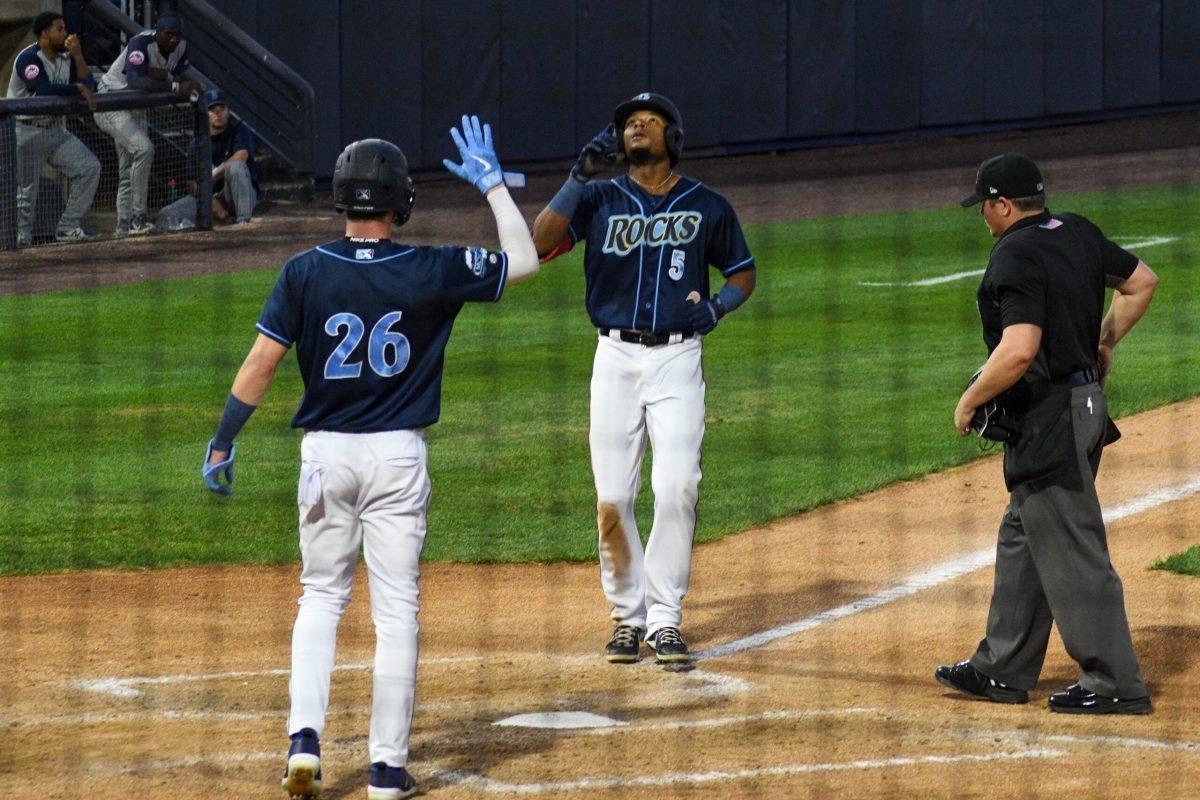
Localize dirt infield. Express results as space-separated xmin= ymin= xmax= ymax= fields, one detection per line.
xmin=1 ymin=110 xmax=1198 ymax=297
xmin=3 ymin=398 xmax=1198 ymax=798
xmin=2 ymin=113 xmax=1199 ymax=798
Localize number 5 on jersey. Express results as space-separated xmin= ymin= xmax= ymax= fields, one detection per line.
xmin=324 ymin=311 xmax=411 ymax=379
xmin=669 ymin=249 xmax=685 ymax=281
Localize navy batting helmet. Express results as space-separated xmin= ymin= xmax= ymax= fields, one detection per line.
xmin=613 ymin=92 xmax=684 ymax=166
xmin=332 ymin=139 xmax=416 ymax=224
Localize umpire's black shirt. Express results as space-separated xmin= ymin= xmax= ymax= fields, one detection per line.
xmin=977 ymin=209 xmax=1138 ymax=382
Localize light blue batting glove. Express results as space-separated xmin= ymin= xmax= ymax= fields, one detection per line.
xmin=442 ymin=114 xmax=504 ymax=194
xmin=202 ymin=440 xmax=236 ymax=496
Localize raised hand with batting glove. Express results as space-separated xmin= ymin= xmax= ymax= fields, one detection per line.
xmin=442 ymin=115 xmax=504 ymax=194
xmin=573 ymin=123 xmax=622 ymax=181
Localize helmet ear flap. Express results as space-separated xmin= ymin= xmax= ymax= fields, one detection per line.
xmin=393 ymin=180 xmax=416 ymax=226
xmin=665 ymin=123 xmax=683 ymax=166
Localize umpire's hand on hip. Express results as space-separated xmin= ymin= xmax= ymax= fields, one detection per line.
xmin=202 ymin=440 xmax=236 ymax=495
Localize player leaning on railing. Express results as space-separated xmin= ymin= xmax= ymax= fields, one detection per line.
xmin=5 ymin=11 xmax=101 ymax=246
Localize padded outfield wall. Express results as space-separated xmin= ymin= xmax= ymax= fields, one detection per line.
xmin=200 ymin=0 xmax=1200 ymax=179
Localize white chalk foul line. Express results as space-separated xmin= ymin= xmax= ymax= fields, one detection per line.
xmin=696 ymin=474 xmax=1200 ymax=662
xmin=858 ymin=235 xmax=1178 ymax=287
xmin=73 ymin=655 xmax=486 ymax=698
xmin=431 ymin=749 xmax=1067 ymax=794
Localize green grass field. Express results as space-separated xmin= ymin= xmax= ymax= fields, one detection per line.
xmin=1 ymin=182 xmax=1197 ymax=574
xmin=1152 ymin=546 xmax=1200 ymax=577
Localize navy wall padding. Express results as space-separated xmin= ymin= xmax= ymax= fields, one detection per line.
xmin=1162 ymin=0 xmax=1200 ymax=102
xmin=649 ymin=1 xmax=721 ymax=149
xmin=500 ymin=0 xmax=575 ymax=163
xmin=420 ymin=1 xmax=502 ymax=176
xmin=1103 ymin=0 xmax=1162 ymax=109
xmin=574 ymin=1 xmax=650 ymax=149
xmin=338 ymin=2 xmax=422 ymax=164
xmin=983 ymin=1 xmax=1044 ymax=120
xmin=1043 ymin=0 xmax=1103 ymax=115
xmin=214 ymin=0 xmax=1198 ymax=178
xmin=787 ymin=0 xmax=855 ymax=137
xmin=919 ymin=0 xmax=983 ymax=126
xmin=719 ymin=0 xmax=788 ymax=143
xmin=855 ymin=0 xmax=921 ymax=133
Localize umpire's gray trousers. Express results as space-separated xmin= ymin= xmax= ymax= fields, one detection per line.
xmin=15 ymin=121 xmax=101 ymax=236
xmin=970 ymin=384 xmax=1147 ymax=699
xmin=93 ymin=107 xmax=153 ymax=223
xmin=217 ymin=159 xmax=257 ymax=222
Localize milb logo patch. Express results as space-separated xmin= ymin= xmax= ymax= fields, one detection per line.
xmin=464 ymin=247 xmax=495 ymax=277
xmin=601 ymin=212 xmax=702 ymax=257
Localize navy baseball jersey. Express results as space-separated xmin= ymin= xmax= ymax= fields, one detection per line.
xmin=566 ymin=175 xmax=753 ymax=332
xmin=257 ymin=238 xmax=508 ymax=432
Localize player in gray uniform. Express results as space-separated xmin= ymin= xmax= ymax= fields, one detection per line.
xmin=6 ymin=12 xmax=101 ymax=245
xmin=94 ymin=13 xmax=199 ymax=236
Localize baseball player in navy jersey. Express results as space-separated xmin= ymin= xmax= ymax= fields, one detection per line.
xmin=202 ymin=116 xmax=537 ymax=799
xmin=6 ymin=12 xmax=101 ymax=245
xmin=532 ymin=92 xmax=756 ymax=665
xmin=94 ymin=13 xmax=200 ymax=236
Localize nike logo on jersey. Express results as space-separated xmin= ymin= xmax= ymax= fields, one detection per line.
xmin=471 ymin=155 xmax=493 ymax=170
xmin=601 ymin=212 xmax=703 ymax=256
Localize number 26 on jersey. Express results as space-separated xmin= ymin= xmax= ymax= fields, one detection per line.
xmin=324 ymin=311 xmax=411 ymax=379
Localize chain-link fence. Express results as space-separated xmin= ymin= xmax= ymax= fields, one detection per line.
xmin=0 ymin=90 xmax=212 ymax=250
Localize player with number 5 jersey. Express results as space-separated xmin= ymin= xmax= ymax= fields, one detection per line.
xmin=533 ymin=92 xmax=756 ymax=667
xmin=202 ymin=116 xmax=537 ymax=799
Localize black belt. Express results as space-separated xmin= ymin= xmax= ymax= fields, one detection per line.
xmin=599 ymin=328 xmax=694 ymax=347
xmin=1062 ymin=364 xmax=1102 ymax=387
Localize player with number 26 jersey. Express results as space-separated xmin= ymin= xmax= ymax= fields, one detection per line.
xmin=257 ymin=240 xmax=507 ymax=432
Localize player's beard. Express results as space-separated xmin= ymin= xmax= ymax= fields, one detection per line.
xmin=627 ymin=145 xmax=655 ymax=167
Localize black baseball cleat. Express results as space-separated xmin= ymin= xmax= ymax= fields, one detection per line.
xmin=281 ymin=727 xmax=322 ymax=798
xmin=605 ymin=625 xmax=643 ymax=663
xmin=935 ymin=660 xmax=1028 ymax=704
xmin=650 ymin=626 xmax=690 ymax=664
xmin=368 ymin=761 xmax=418 ymax=799
xmin=1048 ymin=683 xmax=1152 ymax=715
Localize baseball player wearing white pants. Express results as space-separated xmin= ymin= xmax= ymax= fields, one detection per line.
xmin=533 ymin=92 xmax=756 ymax=665
xmin=203 ymin=118 xmax=537 ymax=799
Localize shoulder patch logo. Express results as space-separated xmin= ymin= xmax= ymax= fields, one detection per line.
xmin=464 ymin=247 xmax=488 ymax=277
xmin=127 ymin=50 xmax=145 ymax=66
xmin=23 ymin=64 xmax=40 ymax=80
xmin=355 ymin=248 xmax=375 ymax=260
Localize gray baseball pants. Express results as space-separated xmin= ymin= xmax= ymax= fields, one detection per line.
xmin=217 ymin=159 xmax=257 ymax=222
xmin=970 ymin=384 xmax=1147 ymax=699
xmin=15 ymin=121 xmax=101 ymax=236
xmin=94 ymin=108 xmax=153 ymax=223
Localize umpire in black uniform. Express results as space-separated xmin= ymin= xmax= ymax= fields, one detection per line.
xmin=936 ymin=154 xmax=1159 ymax=714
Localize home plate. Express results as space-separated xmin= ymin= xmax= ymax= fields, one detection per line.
xmin=493 ymin=711 xmax=627 ymax=729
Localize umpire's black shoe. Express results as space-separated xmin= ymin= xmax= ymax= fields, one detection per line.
xmin=935 ymin=660 xmax=1028 ymax=704
xmin=650 ymin=626 xmax=690 ymax=664
xmin=1048 ymin=683 xmax=1152 ymax=715
xmin=605 ymin=625 xmax=643 ymax=663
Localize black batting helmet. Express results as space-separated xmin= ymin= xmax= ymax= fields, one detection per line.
xmin=613 ymin=92 xmax=684 ymax=166
xmin=332 ymin=139 xmax=416 ymax=224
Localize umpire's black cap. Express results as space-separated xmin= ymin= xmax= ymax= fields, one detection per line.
xmin=960 ymin=153 xmax=1044 ymax=206
xmin=613 ymin=92 xmax=684 ymax=165
xmin=333 ymin=139 xmax=416 ymax=224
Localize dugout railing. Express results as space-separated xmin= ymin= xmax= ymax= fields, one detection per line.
xmin=0 ymin=91 xmax=213 ymax=251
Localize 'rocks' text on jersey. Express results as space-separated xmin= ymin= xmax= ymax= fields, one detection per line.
xmin=601 ymin=211 xmax=702 ymax=256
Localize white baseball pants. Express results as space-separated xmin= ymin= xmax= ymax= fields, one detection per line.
xmin=286 ymin=429 xmax=430 ymax=768
xmin=589 ymin=334 xmax=705 ymax=638
xmin=93 ymin=107 xmax=153 ymax=222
